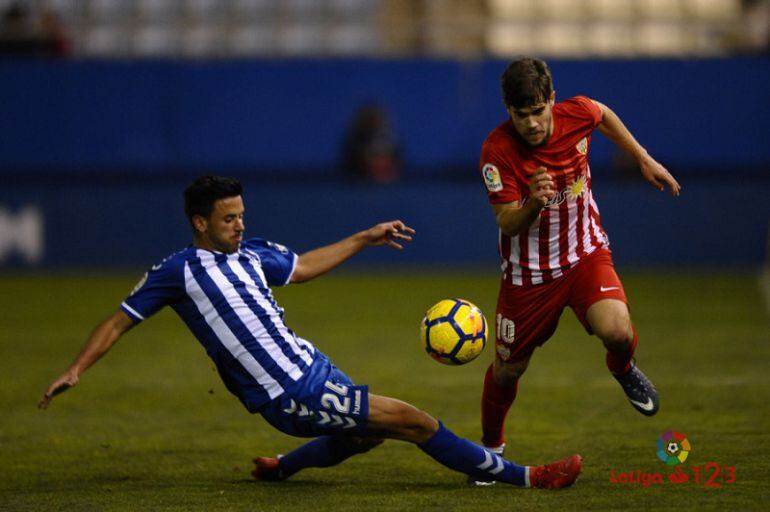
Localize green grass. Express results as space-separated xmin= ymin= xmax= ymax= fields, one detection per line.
xmin=1 ymin=270 xmax=768 ymax=511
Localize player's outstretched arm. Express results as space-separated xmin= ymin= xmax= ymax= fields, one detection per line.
xmin=593 ymin=100 xmax=681 ymax=196
xmin=290 ymin=220 xmax=415 ymax=283
xmin=38 ymin=310 xmax=135 ymax=409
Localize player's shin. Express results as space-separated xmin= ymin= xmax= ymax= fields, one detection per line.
xmin=605 ymin=326 xmax=638 ymax=376
xmin=279 ymin=435 xmax=379 ymax=477
xmin=418 ymin=422 xmax=528 ymax=486
xmin=481 ymin=363 xmax=518 ymax=448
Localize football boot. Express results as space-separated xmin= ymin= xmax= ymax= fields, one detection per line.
xmin=614 ymin=361 xmax=659 ymax=416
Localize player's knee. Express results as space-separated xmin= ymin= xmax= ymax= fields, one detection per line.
xmin=598 ymin=323 xmax=633 ymax=350
xmin=369 ymin=395 xmax=439 ymax=443
xmin=493 ymin=357 xmax=529 ymax=385
xmin=389 ymin=405 xmax=438 ymax=444
xmin=406 ymin=408 xmax=439 ymax=443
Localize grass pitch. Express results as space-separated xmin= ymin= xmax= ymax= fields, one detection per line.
xmin=1 ymin=270 xmax=768 ymax=511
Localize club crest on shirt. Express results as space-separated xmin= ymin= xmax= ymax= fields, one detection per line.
xmin=576 ymin=137 xmax=588 ymax=155
xmin=482 ymin=163 xmax=503 ymax=192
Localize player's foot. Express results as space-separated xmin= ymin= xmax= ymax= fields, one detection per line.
xmin=613 ymin=361 xmax=659 ymax=416
xmin=467 ymin=444 xmax=506 ymax=486
xmin=529 ymin=454 xmax=583 ymax=489
xmin=252 ymin=456 xmax=286 ymax=481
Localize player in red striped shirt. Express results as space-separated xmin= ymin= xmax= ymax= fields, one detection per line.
xmin=475 ymin=58 xmax=680 ymax=479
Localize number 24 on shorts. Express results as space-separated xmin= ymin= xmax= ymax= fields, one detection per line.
xmin=321 ymin=380 xmax=363 ymax=416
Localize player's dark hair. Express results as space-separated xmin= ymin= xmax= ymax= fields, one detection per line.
xmin=501 ymin=57 xmax=553 ymax=109
xmin=184 ymin=175 xmax=242 ymax=223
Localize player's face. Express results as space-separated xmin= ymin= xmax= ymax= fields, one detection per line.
xmin=197 ymin=195 xmax=245 ymax=254
xmin=507 ymin=93 xmax=555 ymax=147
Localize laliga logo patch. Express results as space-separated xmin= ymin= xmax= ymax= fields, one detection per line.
xmin=576 ymin=137 xmax=588 ymax=155
xmin=657 ymin=431 xmax=691 ymax=465
xmin=482 ymin=163 xmax=503 ymax=192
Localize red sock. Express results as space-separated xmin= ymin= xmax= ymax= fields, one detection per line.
xmin=606 ymin=326 xmax=638 ymax=375
xmin=481 ymin=363 xmax=518 ymax=448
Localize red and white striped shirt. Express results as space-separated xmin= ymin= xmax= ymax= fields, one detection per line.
xmin=480 ymin=96 xmax=609 ymax=287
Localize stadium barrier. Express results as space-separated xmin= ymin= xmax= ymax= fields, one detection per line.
xmin=0 ymin=180 xmax=766 ymax=269
xmin=1 ymin=57 xmax=767 ymax=268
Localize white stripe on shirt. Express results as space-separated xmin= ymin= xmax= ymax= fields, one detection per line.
xmin=225 ymin=253 xmax=314 ymax=367
xmin=121 ymin=301 xmax=145 ymax=321
xmin=528 ymin=216 xmax=542 ymax=285
xmin=548 ymin=206 xmax=563 ymax=280
xmin=184 ymin=261 xmax=285 ymax=399
xmin=197 ymin=251 xmax=305 ymax=381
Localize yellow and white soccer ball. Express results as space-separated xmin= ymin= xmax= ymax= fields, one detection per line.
xmin=421 ymin=298 xmax=487 ymax=365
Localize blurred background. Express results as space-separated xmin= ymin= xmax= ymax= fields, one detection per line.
xmin=0 ymin=0 xmax=768 ymax=272
xmin=2 ymin=4 xmax=769 ymax=508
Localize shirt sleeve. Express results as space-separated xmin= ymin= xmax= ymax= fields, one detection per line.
xmin=244 ymin=239 xmax=298 ymax=286
xmin=120 ymin=258 xmax=182 ymax=323
xmin=480 ymin=140 xmax=521 ymax=204
xmin=569 ymin=95 xmax=603 ymax=128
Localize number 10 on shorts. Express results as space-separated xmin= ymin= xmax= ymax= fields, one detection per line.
xmin=497 ymin=314 xmax=515 ymax=344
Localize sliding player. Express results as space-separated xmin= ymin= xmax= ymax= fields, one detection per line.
xmin=40 ymin=175 xmax=581 ymax=489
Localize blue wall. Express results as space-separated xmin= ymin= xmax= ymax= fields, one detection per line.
xmin=1 ymin=58 xmax=768 ymax=269
xmin=1 ymin=58 xmax=769 ymax=174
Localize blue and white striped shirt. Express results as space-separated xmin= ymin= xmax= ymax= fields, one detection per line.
xmin=121 ymin=238 xmax=316 ymax=412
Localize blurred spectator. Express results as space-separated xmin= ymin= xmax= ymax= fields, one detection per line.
xmin=743 ymin=0 xmax=770 ymax=54
xmin=39 ymin=3 xmax=70 ymax=57
xmin=341 ymin=102 xmax=402 ymax=184
xmin=0 ymin=0 xmax=70 ymax=57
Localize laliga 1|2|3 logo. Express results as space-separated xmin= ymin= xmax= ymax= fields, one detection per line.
xmin=608 ymin=430 xmax=736 ymax=488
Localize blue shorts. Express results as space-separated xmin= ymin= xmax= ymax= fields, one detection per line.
xmin=260 ymin=352 xmax=369 ymax=437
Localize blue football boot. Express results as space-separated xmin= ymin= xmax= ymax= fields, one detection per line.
xmin=614 ymin=361 xmax=659 ymax=416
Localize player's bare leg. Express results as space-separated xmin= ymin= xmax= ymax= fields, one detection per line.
xmin=587 ymin=299 xmax=659 ymax=416
xmin=253 ymin=393 xmax=580 ymax=488
xmin=586 ymin=298 xmax=634 ymax=363
xmin=254 ymin=396 xmax=441 ymax=482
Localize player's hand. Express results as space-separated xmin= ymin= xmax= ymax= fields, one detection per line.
xmin=364 ymin=220 xmax=415 ymax=250
xmin=528 ymin=167 xmax=556 ymax=207
xmin=639 ymin=155 xmax=681 ymax=197
xmin=38 ymin=370 xmax=79 ymax=409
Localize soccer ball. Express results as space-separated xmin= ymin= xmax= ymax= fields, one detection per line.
xmin=421 ymin=298 xmax=487 ymax=365
xmin=667 ymin=442 xmax=679 ymax=454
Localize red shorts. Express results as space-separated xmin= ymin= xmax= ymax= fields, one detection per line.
xmin=494 ymin=248 xmax=627 ymax=363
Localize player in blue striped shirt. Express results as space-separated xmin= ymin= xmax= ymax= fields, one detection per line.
xmin=39 ymin=176 xmax=581 ymax=489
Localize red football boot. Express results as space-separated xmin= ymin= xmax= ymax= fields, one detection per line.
xmin=252 ymin=456 xmax=286 ymax=481
xmin=529 ymin=454 xmax=583 ymax=489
